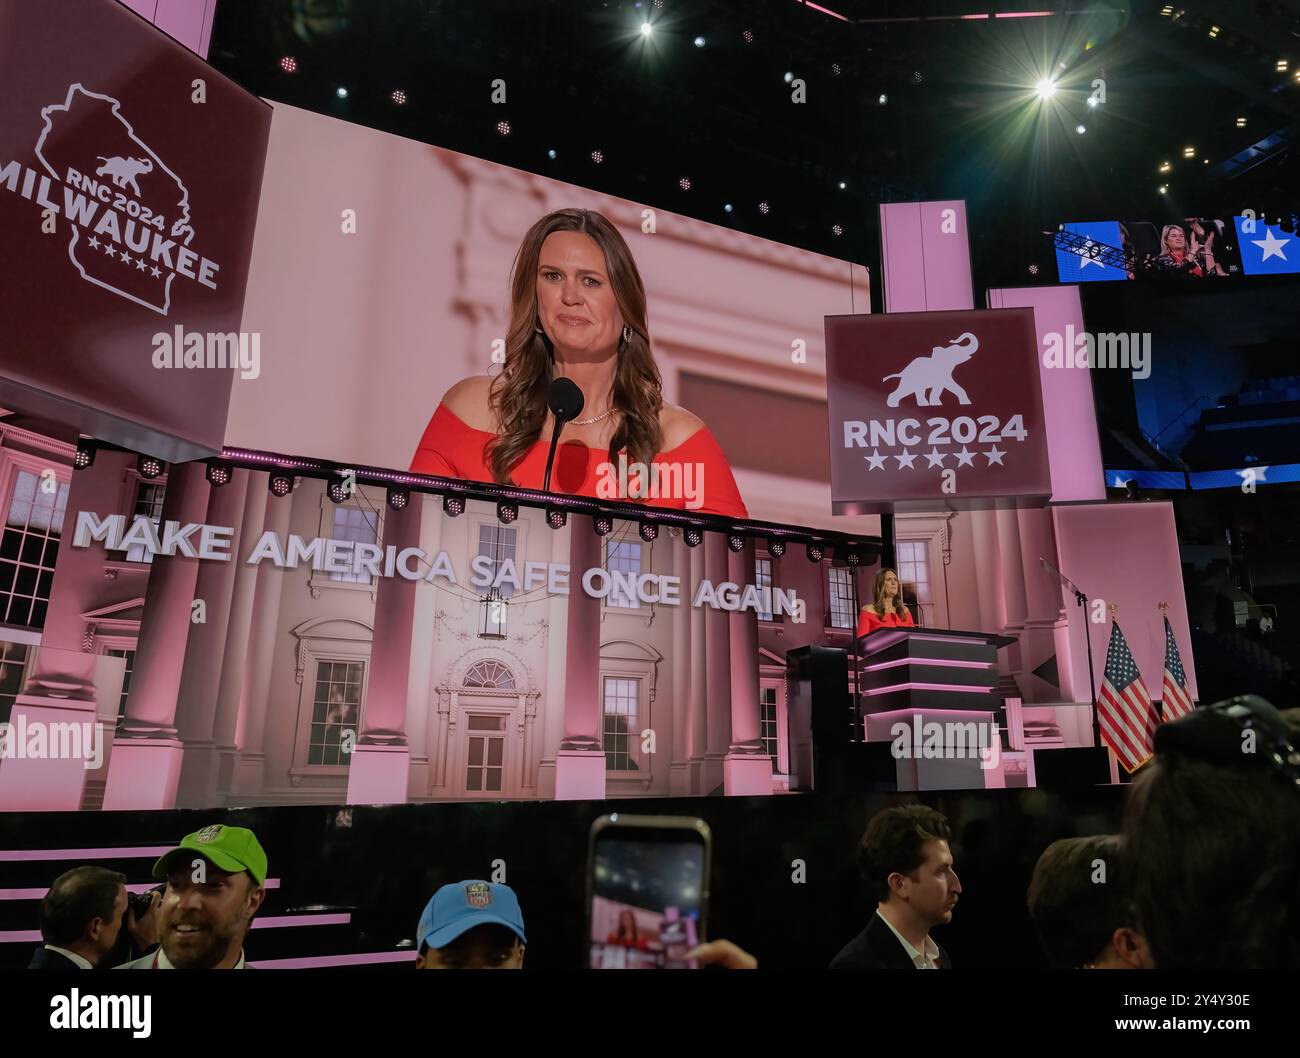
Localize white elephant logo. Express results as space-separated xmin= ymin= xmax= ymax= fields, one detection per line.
xmin=94 ymin=154 xmax=154 ymax=196
xmin=883 ymin=331 xmax=978 ymax=407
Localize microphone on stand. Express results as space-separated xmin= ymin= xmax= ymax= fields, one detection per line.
xmin=543 ymin=377 xmax=585 ymax=493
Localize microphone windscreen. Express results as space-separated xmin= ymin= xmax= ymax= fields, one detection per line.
xmin=548 ymin=377 xmax=585 ymax=422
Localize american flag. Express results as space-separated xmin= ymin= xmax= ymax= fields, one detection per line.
xmin=1096 ymin=619 xmax=1155 ymax=773
xmin=1160 ymin=616 xmax=1195 ymax=723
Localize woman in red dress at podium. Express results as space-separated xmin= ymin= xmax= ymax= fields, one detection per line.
xmin=410 ymin=208 xmax=747 ymax=519
xmin=856 ymin=567 xmax=914 ymax=638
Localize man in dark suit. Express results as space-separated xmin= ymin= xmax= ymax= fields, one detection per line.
xmin=28 ymin=866 xmax=129 ymax=969
xmin=831 ymin=804 xmax=960 ymax=969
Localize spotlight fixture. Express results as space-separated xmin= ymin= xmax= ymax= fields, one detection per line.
xmin=727 ymin=534 xmax=745 ymax=553
xmin=138 ymin=455 xmax=165 ymax=480
xmin=878 ymin=93 xmax=888 ymax=105
xmin=1028 ymin=263 xmax=1039 ymax=275
xmin=280 ymin=56 xmax=298 ymax=74
xmin=1034 ymin=78 xmax=1057 ymax=100
xmin=443 ymin=494 xmax=465 ymax=517
xmin=205 ymin=461 xmax=233 ymax=488
xmin=911 ymin=70 xmax=923 ymax=84
xmin=831 ymin=62 xmax=841 ymax=76
xmin=391 ymin=89 xmax=407 ymax=106
xmin=1086 ymin=95 xmax=1099 ymax=108
xmin=684 ymin=527 xmax=703 ymax=548
xmin=723 ymin=203 xmax=734 ymax=213
xmin=784 ymin=71 xmax=794 ymax=84
xmin=845 ymin=547 xmax=861 ymax=567
xmin=758 ymin=201 xmax=770 ymax=215
xmin=742 ymin=29 xmax=754 ymax=44
xmin=640 ymin=21 xmax=652 ymax=37
xmin=1236 ymin=116 xmax=1247 ymax=128
xmin=497 ymin=120 xmax=511 ymax=136
xmin=1158 ymin=161 xmax=1172 ymax=173
xmin=593 ymin=514 xmax=614 ymax=537
xmin=335 ymin=86 xmax=348 ymax=99
xmin=73 ymin=439 xmax=95 ymax=470
xmin=679 ymin=177 xmax=692 ymax=191
xmin=268 ymin=471 xmax=295 ymax=497
xmin=838 ymin=181 xmax=846 ymax=189
xmin=768 ymin=539 xmax=786 ymax=558
xmin=327 ymin=474 xmax=353 ymax=504
xmin=1277 ymin=59 xmax=1289 ymax=72
xmin=387 ymin=486 xmax=410 ymax=511
xmin=639 ymin=521 xmax=658 ymax=542
xmin=546 ymin=507 xmax=567 ymax=530
xmin=1209 ymin=24 xmax=1220 ymax=38
xmin=1076 ymin=124 xmax=1086 ymax=134
xmin=547 ymin=148 xmax=557 ymax=160
xmin=1183 ymin=145 xmax=1195 ymax=158
xmin=694 ymin=36 xmax=705 ymax=48
xmin=832 ymin=224 xmax=843 ymax=236
xmin=1158 ymin=184 xmax=1169 ymax=195
xmin=806 ymin=542 xmax=824 ymax=563
xmin=497 ymin=501 xmax=518 ymax=524
xmin=591 ymin=149 xmax=604 ymax=164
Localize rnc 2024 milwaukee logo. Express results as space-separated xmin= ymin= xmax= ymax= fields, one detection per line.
xmin=843 ymin=331 xmax=1030 ymax=474
xmin=0 ymin=83 xmax=220 ymax=315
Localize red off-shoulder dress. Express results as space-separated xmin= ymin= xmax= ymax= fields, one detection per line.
xmin=410 ymin=403 xmax=749 ymax=519
xmin=856 ymin=605 xmax=915 ymax=640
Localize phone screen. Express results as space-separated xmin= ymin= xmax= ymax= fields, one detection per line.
xmin=588 ymin=823 xmax=708 ymax=970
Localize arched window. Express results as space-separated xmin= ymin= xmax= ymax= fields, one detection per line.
xmin=463 ymin=659 xmax=516 ymax=690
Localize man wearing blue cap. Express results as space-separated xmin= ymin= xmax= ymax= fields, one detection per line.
xmin=416 ymin=880 xmax=526 ymax=969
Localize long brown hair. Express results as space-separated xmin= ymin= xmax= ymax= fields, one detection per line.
xmin=872 ymin=567 xmax=910 ymax=621
xmin=487 ymin=208 xmax=663 ymax=485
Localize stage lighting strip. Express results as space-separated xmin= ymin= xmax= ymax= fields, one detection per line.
xmin=0 ymin=913 xmax=349 ymax=945
xmin=247 ymin=951 xmax=417 ymax=969
xmin=0 ymin=879 xmax=282 ymax=900
xmin=863 ymin=657 xmax=994 ymax=671
xmin=864 ymin=682 xmax=997 ymax=695
xmin=219 ymin=446 xmax=880 ymax=554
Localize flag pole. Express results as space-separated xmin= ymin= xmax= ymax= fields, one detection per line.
xmin=1158 ymin=601 xmax=1168 ymax=721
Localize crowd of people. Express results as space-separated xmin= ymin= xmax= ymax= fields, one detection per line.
xmin=25 ymin=696 xmax=1298 ymax=971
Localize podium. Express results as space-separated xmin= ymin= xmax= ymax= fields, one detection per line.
xmin=786 ymin=628 xmax=1015 ymax=793
xmin=857 ymin=626 xmax=1015 ymax=714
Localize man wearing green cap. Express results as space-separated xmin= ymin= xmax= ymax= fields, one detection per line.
xmin=116 ymin=824 xmax=267 ymax=970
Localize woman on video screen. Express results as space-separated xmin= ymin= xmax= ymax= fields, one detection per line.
xmin=411 ymin=208 xmax=748 ymax=518
xmin=1146 ymin=224 xmax=1222 ymax=277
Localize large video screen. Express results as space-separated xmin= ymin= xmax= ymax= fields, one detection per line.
xmin=0 ymin=455 xmax=884 ymax=812
xmin=1055 ymin=215 xmax=1298 ymax=283
xmin=224 ymin=102 xmax=870 ymax=530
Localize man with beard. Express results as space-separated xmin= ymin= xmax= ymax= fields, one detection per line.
xmin=116 ymin=824 xmax=266 ymax=970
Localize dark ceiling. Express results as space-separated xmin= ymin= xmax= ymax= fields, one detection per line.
xmin=206 ymin=0 xmax=1300 ymax=293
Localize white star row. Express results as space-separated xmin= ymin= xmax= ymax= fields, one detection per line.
xmin=864 ymin=446 xmax=1005 ymax=470
xmin=85 ymin=235 xmax=162 ymax=277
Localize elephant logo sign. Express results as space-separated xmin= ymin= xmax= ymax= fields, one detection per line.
xmin=883 ymin=331 xmax=978 ymax=407
xmin=94 ymin=154 xmax=153 ymax=196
